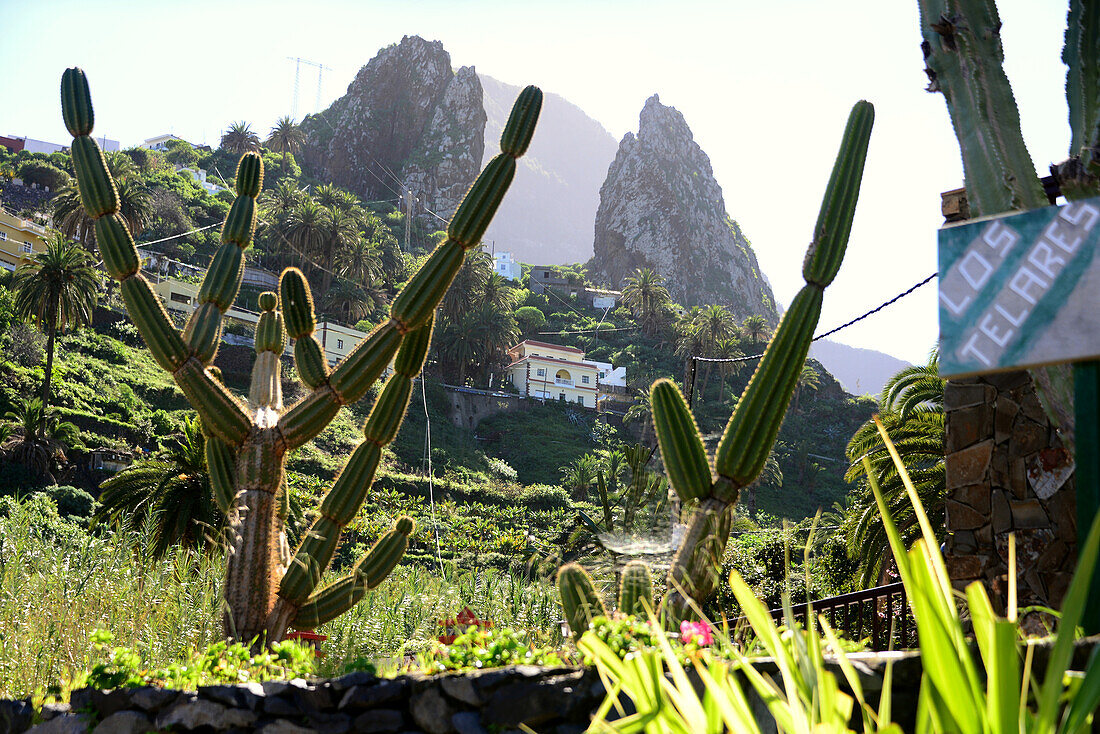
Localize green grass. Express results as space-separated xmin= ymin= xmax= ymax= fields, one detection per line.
xmin=0 ymin=494 xmax=563 ymax=699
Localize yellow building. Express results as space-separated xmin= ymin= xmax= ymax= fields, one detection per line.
xmin=150 ymin=274 xmax=372 ymax=365
xmin=504 ymin=340 xmax=600 ymax=409
xmin=0 ymin=209 xmax=50 ymax=271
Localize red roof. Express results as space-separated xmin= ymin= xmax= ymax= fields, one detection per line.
xmin=510 ymin=339 xmax=584 ymax=355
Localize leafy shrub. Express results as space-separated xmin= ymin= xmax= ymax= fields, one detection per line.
xmin=3 ymin=322 xmax=45 ymax=367
xmin=423 ymin=625 xmax=565 ymax=672
xmin=16 ymin=161 xmax=70 ymax=191
xmin=82 ymin=629 xmax=315 ymax=690
xmin=42 ymin=485 xmax=96 ymax=521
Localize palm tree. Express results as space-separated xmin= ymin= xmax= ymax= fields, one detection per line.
xmin=12 ymin=236 xmax=99 ymax=411
xmin=336 ymin=238 xmax=383 ymax=285
xmin=624 ymin=393 xmax=655 ymax=446
xmin=285 ymin=197 xmax=326 ymax=271
xmin=480 ymin=271 xmax=519 ymax=311
xmin=561 ymin=454 xmax=600 ymax=501
xmin=471 ymin=301 xmax=519 ymax=385
xmin=440 ymin=251 xmax=491 ymax=325
xmin=713 ymin=337 xmax=745 ymax=400
xmin=96 ymin=416 xmax=224 ymax=557
xmin=694 ymin=304 xmax=736 ymax=398
xmin=1 ymin=397 xmax=77 ymax=483
xmin=220 ymin=121 xmax=260 ymax=155
xmin=621 ymin=268 xmax=671 ymax=335
xmin=841 ymin=349 xmax=945 ymax=586
xmin=438 ymin=312 xmax=481 ymax=386
xmin=53 ymin=177 xmax=152 ymax=247
xmin=319 ymin=207 xmax=360 ymax=293
xmin=793 ymin=364 xmax=822 ymax=411
xmin=324 ymin=278 xmax=385 ymax=324
xmin=741 ymin=315 xmax=770 ymax=352
xmin=266 ymin=116 xmax=305 ymax=177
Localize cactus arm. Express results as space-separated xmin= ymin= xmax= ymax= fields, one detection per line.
xmin=557 ymin=563 xmax=607 ymax=640
xmin=279 ymin=86 xmax=542 ymax=449
xmin=659 ymin=102 xmax=873 ymax=621
xmin=290 ymin=517 xmax=413 ymax=629
xmin=249 ymin=292 xmax=286 ymax=412
xmin=1065 ymin=0 xmax=1100 ymax=157
xmin=205 ymin=432 xmax=236 ymax=514
xmin=279 ymin=319 xmax=434 ymax=605
xmin=184 ymin=155 xmax=263 ymax=364
xmin=595 ymin=471 xmax=614 ymax=531
xmin=277 ymin=321 xmax=402 ymax=450
xmin=60 ymin=68 xmax=252 ymax=447
xmin=617 ymin=561 xmax=654 ymax=617
xmin=650 ymin=379 xmax=712 ymax=503
xmin=917 ymin=0 xmax=1047 ymax=213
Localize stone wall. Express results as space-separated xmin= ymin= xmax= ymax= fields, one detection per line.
xmin=2 ymin=667 xmax=606 ymax=734
xmin=445 ymin=387 xmax=529 ymax=430
xmin=944 ymin=372 xmax=1077 ymax=617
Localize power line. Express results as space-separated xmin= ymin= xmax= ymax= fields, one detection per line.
xmin=136 ymin=220 xmax=224 ymax=247
xmin=687 ymin=272 xmax=938 ymax=405
xmin=537 ymin=325 xmax=639 ymax=335
xmin=691 ymin=273 xmax=938 ymax=365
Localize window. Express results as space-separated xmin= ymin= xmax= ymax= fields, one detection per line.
xmin=577 ymin=396 xmax=584 ymax=406
xmin=0 ymin=231 xmax=7 ymax=241
xmin=337 ymin=339 xmax=344 ymax=349
xmin=581 ymin=375 xmax=590 ymax=384
xmin=559 ymin=392 xmax=566 ymax=401
xmin=169 ymin=292 xmax=190 ymax=304
xmin=22 ymin=241 xmax=32 ymax=253
xmin=542 ymin=271 xmax=549 ymax=278
xmin=536 ymin=368 xmax=546 ymax=377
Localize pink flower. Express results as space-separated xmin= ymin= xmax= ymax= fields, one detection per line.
xmin=679 ymin=620 xmax=713 ymax=646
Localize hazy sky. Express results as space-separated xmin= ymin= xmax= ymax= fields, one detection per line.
xmin=0 ymin=1 xmax=1073 ymax=365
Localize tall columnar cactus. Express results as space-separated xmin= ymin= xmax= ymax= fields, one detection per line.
xmin=558 ymin=101 xmax=874 ymax=630
xmin=60 ymin=68 xmax=542 ymax=644
xmin=557 ymin=561 xmax=653 ymax=640
xmin=918 ymin=0 xmax=1100 ymax=446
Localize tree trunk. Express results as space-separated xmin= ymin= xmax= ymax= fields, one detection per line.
xmin=41 ymin=302 xmax=57 ymax=412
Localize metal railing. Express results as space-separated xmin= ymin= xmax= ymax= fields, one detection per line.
xmin=555 ymin=378 xmax=574 ymax=387
xmin=738 ymin=583 xmax=913 ymax=651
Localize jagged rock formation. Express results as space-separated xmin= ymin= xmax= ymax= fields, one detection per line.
xmin=299 ymin=36 xmax=485 ymax=221
xmin=480 ymin=75 xmax=618 ymax=264
xmin=592 ymin=95 xmax=776 ymax=320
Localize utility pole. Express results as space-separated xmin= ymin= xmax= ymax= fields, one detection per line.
xmin=403 ymin=189 xmax=416 ymax=252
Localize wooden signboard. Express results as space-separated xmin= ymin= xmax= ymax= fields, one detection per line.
xmin=938 ymin=196 xmax=1100 ymax=378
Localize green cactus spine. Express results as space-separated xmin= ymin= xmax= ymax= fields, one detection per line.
xmin=61 ymin=67 xmax=541 ymax=644
xmin=557 ymin=564 xmax=607 ymax=640
xmin=617 ymin=562 xmax=654 ymax=617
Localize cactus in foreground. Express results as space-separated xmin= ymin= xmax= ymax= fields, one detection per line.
xmin=61 ymin=67 xmax=542 ymax=644
xmin=559 ymin=101 xmax=873 ymax=628
xmin=557 ymin=561 xmax=653 ymax=640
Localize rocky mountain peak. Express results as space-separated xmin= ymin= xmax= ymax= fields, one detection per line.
xmin=592 ymin=95 xmax=776 ymax=320
xmin=299 ymin=35 xmax=485 ymax=219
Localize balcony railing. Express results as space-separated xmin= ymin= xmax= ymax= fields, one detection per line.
xmin=555 ymin=378 xmax=573 ymax=387
xmin=735 ymin=583 xmax=914 ymax=651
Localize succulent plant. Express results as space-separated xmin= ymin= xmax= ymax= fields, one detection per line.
xmin=557 ymin=561 xmax=653 ymax=640
xmin=558 ymin=101 xmax=874 ymax=628
xmin=61 ymin=67 xmax=542 ymax=644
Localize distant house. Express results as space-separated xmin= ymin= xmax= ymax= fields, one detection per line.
xmin=0 ymin=208 xmax=50 ymax=271
xmin=528 ymin=266 xmax=580 ymax=298
xmin=176 ymin=166 xmax=226 ymax=195
xmin=147 ymin=268 xmax=371 ymax=366
xmin=504 ymin=339 xmax=605 ymax=409
xmin=492 ymin=251 xmax=522 ymax=281
xmin=142 ymin=134 xmax=188 ymax=152
xmin=591 ymin=361 xmax=630 ymax=414
xmin=587 ymin=288 xmax=621 ymax=309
